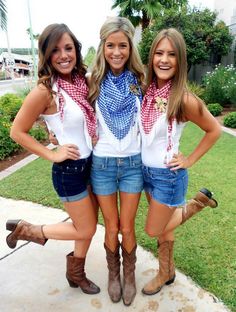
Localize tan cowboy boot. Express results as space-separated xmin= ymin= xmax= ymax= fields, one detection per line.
xmin=121 ymin=244 xmax=137 ymax=306
xmin=66 ymin=252 xmax=100 ymax=294
xmin=142 ymin=241 xmax=175 ymax=295
xmin=181 ymin=188 xmax=218 ymax=224
xmin=104 ymin=243 xmax=122 ymax=302
xmin=6 ymin=219 xmax=48 ymax=249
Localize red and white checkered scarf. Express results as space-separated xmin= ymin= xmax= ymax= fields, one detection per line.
xmin=141 ymin=80 xmax=174 ymax=155
xmin=56 ymin=74 xmax=96 ymax=138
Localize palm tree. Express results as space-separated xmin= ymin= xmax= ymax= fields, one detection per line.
xmin=112 ymin=0 xmax=187 ymax=30
xmin=0 ymin=0 xmax=7 ymax=31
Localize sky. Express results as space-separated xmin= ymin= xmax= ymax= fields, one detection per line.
xmin=0 ymin=0 xmax=215 ymax=56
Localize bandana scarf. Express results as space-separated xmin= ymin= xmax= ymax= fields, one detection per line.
xmin=141 ymin=80 xmax=174 ymax=156
xmin=98 ymin=70 xmax=142 ymax=140
xmin=56 ymin=74 xmax=96 ymax=138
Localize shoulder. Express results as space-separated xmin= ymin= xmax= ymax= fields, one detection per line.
xmin=24 ymin=83 xmax=52 ymax=110
xmin=183 ymin=91 xmax=204 ymax=119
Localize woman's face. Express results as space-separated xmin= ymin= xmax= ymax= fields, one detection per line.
xmin=153 ymin=37 xmax=177 ymax=89
xmin=104 ymin=30 xmax=130 ymax=76
xmin=50 ymin=32 xmax=77 ymax=82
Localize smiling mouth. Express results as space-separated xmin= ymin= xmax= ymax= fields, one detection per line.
xmin=159 ymin=66 xmax=171 ymax=70
xmin=58 ymin=61 xmax=71 ymax=67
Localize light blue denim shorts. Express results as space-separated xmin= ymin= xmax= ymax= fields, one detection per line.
xmin=91 ymin=154 xmax=143 ymax=195
xmin=142 ymin=166 xmax=188 ymax=207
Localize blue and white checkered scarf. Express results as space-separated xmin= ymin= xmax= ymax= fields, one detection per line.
xmin=97 ymin=69 xmax=142 ymax=141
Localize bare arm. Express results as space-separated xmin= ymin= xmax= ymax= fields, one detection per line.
xmin=168 ymin=94 xmax=221 ymax=170
xmin=10 ymin=85 xmax=79 ymax=163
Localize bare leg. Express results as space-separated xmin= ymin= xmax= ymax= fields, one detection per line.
xmin=96 ymin=192 xmax=119 ymax=251
xmin=120 ymin=191 xmax=140 ymax=252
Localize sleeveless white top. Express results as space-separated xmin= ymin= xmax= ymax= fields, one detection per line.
xmin=93 ymin=97 xmax=141 ymax=157
xmin=141 ymin=114 xmax=186 ymax=168
xmin=41 ymin=86 xmax=92 ymax=159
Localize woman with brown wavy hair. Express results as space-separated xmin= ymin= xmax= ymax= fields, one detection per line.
xmin=6 ymin=23 xmax=100 ymax=295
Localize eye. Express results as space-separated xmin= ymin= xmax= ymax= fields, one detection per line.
xmin=169 ymin=52 xmax=176 ymax=57
xmin=106 ymin=43 xmax=113 ymax=48
xmin=155 ymin=51 xmax=162 ymax=55
xmin=65 ymin=46 xmax=73 ymax=51
xmin=52 ymin=48 xmax=59 ymax=53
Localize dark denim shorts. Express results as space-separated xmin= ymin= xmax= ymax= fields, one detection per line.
xmin=143 ymin=166 xmax=188 ymax=207
xmin=91 ymin=153 xmax=143 ymax=195
xmin=52 ymin=156 xmax=92 ymax=202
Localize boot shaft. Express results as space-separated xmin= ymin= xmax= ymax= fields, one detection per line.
xmin=66 ymin=251 xmax=100 ymax=294
xmin=121 ymin=244 xmax=137 ymax=306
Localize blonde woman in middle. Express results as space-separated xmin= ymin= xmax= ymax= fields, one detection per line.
xmin=88 ymin=17 xmax=145 ymax=306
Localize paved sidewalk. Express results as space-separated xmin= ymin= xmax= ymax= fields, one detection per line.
xmin=0 ymin=197 xmax=230 ymax=312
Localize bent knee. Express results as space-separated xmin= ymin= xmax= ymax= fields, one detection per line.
xmin=145 ymin=226 xmax=163 ymax=238
xmin=75 ymin=224 xmax=97 ymax=240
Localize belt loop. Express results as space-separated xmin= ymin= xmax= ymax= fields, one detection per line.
xmin=129 ymin=155 xmax=132 ymax=167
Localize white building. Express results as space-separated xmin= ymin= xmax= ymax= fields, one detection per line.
xmin=215 ymin=0 xmax=236 ymax=34
xmin=0 ymin=52 xmax=33 ymax=78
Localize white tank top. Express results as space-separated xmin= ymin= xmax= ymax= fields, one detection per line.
xmin=141 ymin=114 xmax=186 ymax=168
xmin=41 ymin=87 xmax=92 ymax=159
xmin=93 ymin=98 xmax=141 ymax=157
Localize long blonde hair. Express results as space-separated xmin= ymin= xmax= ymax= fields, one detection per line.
xmin=88 ymin=17 xmax=145 ymax=105
xmin=147 ymin=28 xmax=202 ymax=122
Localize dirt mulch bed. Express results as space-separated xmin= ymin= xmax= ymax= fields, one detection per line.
xmin=0 ymin=139 xmax=50 ymax=172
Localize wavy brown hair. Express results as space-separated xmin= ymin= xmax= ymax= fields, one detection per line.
xmin=88 ymin=17 xmax=145 ymax=105
xmin=37 ymin=23 xmax=87 ymax=95
xmin=146 ymin=28 xmax=203 ymax=122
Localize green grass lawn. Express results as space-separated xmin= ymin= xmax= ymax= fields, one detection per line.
xmin=0 ymin=123 xmax=235 ymax=311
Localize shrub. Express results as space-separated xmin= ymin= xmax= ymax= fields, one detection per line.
xmin=187 ymin=81 xmax=205 ymax=99
xmin=29 ymin=124 xmax=48 ymax=142
xmin=223 ymin=112 xmax=236 ymax=128
xmin=0 ymin=116 xmax=21 ymax=160
xmin=202 ymin=64 xmax=236 ymax=106
xmin=0 ymin=93 xmax=23 ymax=121
xmin=207 ymin=103 xmax=223 ymax=116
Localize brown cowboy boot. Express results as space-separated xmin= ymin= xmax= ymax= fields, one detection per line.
xmin=181 ymin=188 xmax=218 ymax=225
xmin=6 ymin=219 xmax=48 ymax=249
xmin=121 ymin=244 xmax=137 ymax=306
xmin=104 ymin=243 xmax=122 ymax=303
xmin=66 ymin=252 xmax=100 ymax=294
xmin=142 ymin=241 xmax=175 ymax=295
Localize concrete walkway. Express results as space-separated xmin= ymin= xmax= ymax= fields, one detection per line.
xmin=0 ymin=130 xmax=234 ymax=312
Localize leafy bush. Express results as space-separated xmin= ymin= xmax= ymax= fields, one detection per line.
xmin=187 ymin=81 xmax=205 ymax=99
xmin=202 ymin=64 xmax=236 ymax=106
xmin=207 ymin=103 xmax=223 ymax=116
xmin=0 ymin=93 xmax=22 ymax=121
xmin=0 ymin=116 xmax=21 ymax=160
xmin=223 ymin=112 xmax=236 ymax=128
xmin=29 ymin=124 xmax=48 ymax=141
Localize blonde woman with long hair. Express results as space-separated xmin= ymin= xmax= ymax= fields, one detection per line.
xmin=88 ymin=17 xmax=145 ymax=306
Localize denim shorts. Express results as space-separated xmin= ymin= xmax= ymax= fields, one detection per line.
xmin=52 ymin=156 xmax=92 ymax=202
xmin=142 ymin=166 xmax=188 ymax=207
xmin=91 ymin=154 xmax=143 ymax=195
